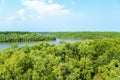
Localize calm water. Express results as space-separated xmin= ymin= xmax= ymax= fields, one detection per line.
xmin=0 ymin=39 xmax=80 ymax=51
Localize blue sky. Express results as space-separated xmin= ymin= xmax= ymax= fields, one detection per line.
xmin=0 ymin=0 xmax=120 ymax=32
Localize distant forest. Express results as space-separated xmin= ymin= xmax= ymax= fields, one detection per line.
xmin=0 ymin=32 xmax=56 ymax=42
xmin=51 ymin=32 xmax=120 ymax=39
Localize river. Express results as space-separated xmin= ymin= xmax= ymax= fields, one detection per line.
xmin=0 ymin=38 xmax=80 ymax=50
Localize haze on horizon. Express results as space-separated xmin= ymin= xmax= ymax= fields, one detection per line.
xmin=0 ymin=0 xmax=120 ymax=32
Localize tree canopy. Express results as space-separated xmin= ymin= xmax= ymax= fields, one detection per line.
xmin=0 ymin=38 xmax=120 ymax=80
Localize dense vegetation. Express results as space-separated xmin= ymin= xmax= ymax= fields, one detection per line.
xmin=0 ymin=32 xmax=56 ymax=42
xmin=0 ymin=38 xmax=120 ymax=80
xmin=51 ymin=32 xmax=120 ymax=39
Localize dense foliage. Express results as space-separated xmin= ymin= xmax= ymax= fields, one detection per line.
xmin=51 ymin=32 xmax=120 ymax=39
xmin=0 ymin=32 xmax=56 ymax=42
xmin=0 ymin=38 xmax=120 ymax=80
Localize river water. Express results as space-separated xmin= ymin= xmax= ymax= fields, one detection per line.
xmin=0 ymin=39 xmax=80 ymax=51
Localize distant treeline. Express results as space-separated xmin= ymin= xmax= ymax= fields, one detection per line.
xmin=0 ymin=32 xmax=56 ymax=42
xmin=51 ymin=32 xmax=120 ymax=39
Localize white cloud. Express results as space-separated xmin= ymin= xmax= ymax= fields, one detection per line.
xmin=5 ymin=9 xmax=25 ymax=23
xmin=6 ymin=0 xmax=70 ymax=22
xmin=16 ymin=9 xmax=25 ymax=20
xmin=21 ymin=0 xmax=70 ymax=19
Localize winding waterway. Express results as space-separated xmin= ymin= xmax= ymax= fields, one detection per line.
xmin=0 ymin=38 xmax=80 ymax=50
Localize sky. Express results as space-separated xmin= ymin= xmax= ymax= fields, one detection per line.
xmin=0 ymin=0 xmax=120 ymax=32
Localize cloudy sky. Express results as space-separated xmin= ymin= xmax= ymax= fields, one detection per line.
xmin=0 ymin=0 xmax=120 ymax=32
